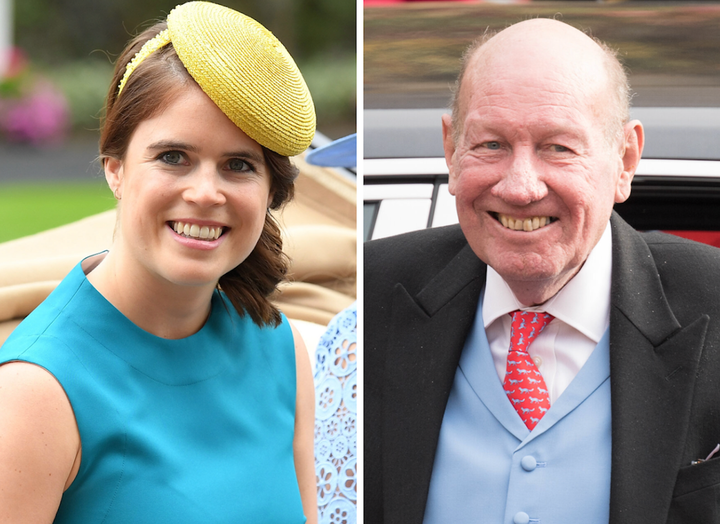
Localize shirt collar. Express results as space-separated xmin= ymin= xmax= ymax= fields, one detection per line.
xmin=482 ymin=221 xmax=612 ymax=343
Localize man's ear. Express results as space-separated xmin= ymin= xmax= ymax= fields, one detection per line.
xmin=104 ymin=157 xmax=124 ymax=199
xmin=615 ymin=119 xmax=644 ymax=204
xmin=442 ymin=113 xmax=459 ymax=195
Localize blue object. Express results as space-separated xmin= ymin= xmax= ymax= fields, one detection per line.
xmin=0 ymin=260 xmax=306 ymax=523
xmin=306 ymin=134 xmax=356 ymax=168
xmin=314 ymin=303 xmax=357 ymax=524
xmin=422 ymin=292 xmax=612 ymax=524
xmin=514 ymin=512 xmax=530 ymax=524
xmin=521 ymin=455 xmax=538 ymax=472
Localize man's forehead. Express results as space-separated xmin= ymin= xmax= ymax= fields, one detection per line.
xmin=467 ymin=22 xmax=605 ymax=86
xmin=462 ymin=99 xmax=596 ymax=142
xmin=462 ymin=66 xmax=602 ymax=118
xmin=458 ymin=21 xmax=610 ymax=122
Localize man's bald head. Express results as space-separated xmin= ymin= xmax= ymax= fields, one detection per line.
xmin=441 ymin=17 xmax=644 ymax=306
xmin=450 ymin=19 xmax=630 ymax=147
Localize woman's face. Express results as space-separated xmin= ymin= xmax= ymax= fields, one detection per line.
xmin=104 ymin=85 xmax=272 ymax=290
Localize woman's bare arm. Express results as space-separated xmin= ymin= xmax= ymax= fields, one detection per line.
xmin=290 ymin=324 xmax=318 ymax=524
xmin=0 ymin=362 xmax=81 ymax=524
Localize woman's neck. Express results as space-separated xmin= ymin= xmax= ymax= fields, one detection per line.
xmin=85 ymin=251 xmax=216 ymax=339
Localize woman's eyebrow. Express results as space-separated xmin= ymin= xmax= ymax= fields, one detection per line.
xmin=146 ymin=140 xmax=265 ymax=164
xmin=222 ymin=150 xmax=265 ymax=164
xmin=146 ymin=140 xmax=199 ymax=153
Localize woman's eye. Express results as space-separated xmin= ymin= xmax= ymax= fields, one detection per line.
xmin=227 ymin=158 xmax=253 ymax=172
xmin=160 ymin=151 xmax=185 ymax=165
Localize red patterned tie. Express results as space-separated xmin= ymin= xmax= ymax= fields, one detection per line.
xmin=504 ymin=310 xmax=554 ymax=430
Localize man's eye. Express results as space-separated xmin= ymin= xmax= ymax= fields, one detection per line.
xmin=550 ymin=144 xmax=570 ymax=153
xmin=160 ymin=151 xmax=185 ymax=165
xmin=484 ymin=141 xmax=501 ymax=150
xmin=227 ymin=158 xmax=253 ymax=172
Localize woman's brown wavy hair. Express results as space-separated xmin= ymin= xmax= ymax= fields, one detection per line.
xmin=100 ymin=22 xmax=297 ymax=328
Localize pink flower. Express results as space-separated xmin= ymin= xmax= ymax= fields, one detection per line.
xmin=1 ymin=82 xmax=69 ymax=144
xmin=4 ymin=48 xmax=29 ymax=79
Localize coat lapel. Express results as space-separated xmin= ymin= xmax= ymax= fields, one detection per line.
xmin=609 ymin=214 xmax=708 ymax=523
xmin=383 ymin=244 xmax=485 ymax=524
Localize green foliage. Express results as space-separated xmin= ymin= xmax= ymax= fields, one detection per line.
xmin=33 ymin=54 xmax=356 ymax=137
xmin=0 ymin=181 xmax=116 ymax=243
xmin=44 ymin=61 xmax=113 ymax=132
xmin=300 ymin=53 xmax=356 ymax=133
xmin=12 ymin=0 xmax=356 ymax=135
xmin=0 ymin=74 xmax=22 ymax=98
xmin=15 ymin=0 xmax=355 ymax=63
xmin=294 ymin=0 xmax=356 ymax=58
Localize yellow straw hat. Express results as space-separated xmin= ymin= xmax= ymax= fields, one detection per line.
xmin=118 ymin=1 xmax=315 ymax=157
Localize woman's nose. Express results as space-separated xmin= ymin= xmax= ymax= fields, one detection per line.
xmin=183 ymin=166 xmax=227 ymax=207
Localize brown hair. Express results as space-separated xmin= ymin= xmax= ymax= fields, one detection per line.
xmin=100 ymin=22 xmax=297 ymax=327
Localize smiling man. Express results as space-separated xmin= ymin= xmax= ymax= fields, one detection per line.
xmin=365 ymin=19 xmax=720 ymax=524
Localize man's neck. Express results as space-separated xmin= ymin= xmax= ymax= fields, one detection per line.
xmin=483 ymin=221 xmax=613 ymax=342
xmin=503 ymin=267 xmax=584 ymax=307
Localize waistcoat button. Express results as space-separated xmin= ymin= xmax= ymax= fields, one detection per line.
xmin=513 ymin=512 xmax=530 ymax=524
xmin=521 ymin=455 xmax=537 ymax=471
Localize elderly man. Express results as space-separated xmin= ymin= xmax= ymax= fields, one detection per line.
xmin=365 ymin=18 xmax=720 ymax=524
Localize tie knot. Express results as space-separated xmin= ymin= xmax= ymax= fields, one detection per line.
xmin=509 ymin=310 xmax=554 ymax=353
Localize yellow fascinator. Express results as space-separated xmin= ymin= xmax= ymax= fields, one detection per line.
xmin=118 ymin=1 xmax=315 ymax=157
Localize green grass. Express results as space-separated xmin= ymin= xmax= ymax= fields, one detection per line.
xmin=0 ymin=181 xmax=116 ymax=244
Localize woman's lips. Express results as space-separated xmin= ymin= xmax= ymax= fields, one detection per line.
xmin=170 ymin=220 xmax=226 ymax=241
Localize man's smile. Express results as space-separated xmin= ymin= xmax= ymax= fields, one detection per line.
xmin=493 ymin=213 xmax=558 ymax=232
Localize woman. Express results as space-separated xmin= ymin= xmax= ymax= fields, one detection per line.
xmin=0 ymin=2 xmax=317 ymax=522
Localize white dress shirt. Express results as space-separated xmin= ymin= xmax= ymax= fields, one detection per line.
xmin=483 ymin=222 xmax=612 ymax=404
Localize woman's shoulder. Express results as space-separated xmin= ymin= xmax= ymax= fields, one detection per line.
xmin=0 ymin=361 xmax=81 ymax=521
xmin=212 ymin=290 xmax=294 ymax=339
xmin=208 ymin=290 xmax=296 ymax=369
xmin=0 ymin=261 xmax=112 ymax=387
xmin=1 ymin=264 xmax=88 ymax=356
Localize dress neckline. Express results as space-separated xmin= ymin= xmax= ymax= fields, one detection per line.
xmin=62 ymin=260 xmax=236 ymax=386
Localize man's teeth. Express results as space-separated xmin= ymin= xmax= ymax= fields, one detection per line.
xmin=172 ymin=221 xmax=223 ymax=240
xmin=497 ymin=214 xmax=552 ymax=232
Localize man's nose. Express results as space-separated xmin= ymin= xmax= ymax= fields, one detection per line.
xmin=491 ymin=148 xmax=547 ymax=205
xmin=183 ymin=165 xmax=227 ymax=207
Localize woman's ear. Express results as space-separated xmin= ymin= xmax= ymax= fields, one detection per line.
xmin=104 ymin=157 xmax=124 ymax=200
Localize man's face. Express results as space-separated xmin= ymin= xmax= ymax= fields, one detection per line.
xmin=444 ymin=38 xmax=638 ymax=304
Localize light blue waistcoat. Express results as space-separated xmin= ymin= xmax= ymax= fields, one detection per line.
xmin=423 ymin=300 xmax=612 ymax=524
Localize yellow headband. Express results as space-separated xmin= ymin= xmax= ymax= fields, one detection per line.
xmin=117 ymin=1 xmax=315 ymax=157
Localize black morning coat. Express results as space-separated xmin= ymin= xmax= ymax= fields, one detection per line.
xmin=365 ymin=212 xmax=720 ymax=524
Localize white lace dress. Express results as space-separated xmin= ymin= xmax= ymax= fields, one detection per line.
xmin=314 ymin=303 xmax=357 ymax=524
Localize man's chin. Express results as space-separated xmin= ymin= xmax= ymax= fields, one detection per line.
xmin=487 ymin=256 xmax=581 ymax=305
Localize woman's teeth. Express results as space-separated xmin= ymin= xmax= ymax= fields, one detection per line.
xmin=172 ymin=221 xmax=223 ymax=240
xmin=497 ymin=213 xmax=554 ymax=232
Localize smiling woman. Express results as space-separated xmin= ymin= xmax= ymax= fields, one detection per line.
xmin=99 ymin=84 xmax=278 ymax=332
xmin=0 ymin=2 xmax=318 ymax=523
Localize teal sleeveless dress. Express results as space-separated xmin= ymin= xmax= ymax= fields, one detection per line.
xmin=0 ymin=260 xmax=306 ymax=523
